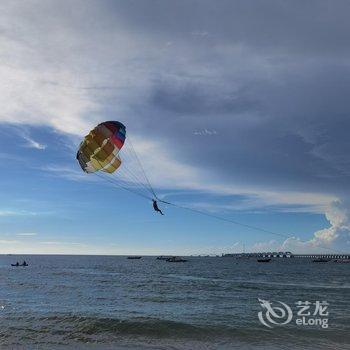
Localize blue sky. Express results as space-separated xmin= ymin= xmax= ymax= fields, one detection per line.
xmin=1 ymin=0 xmax=350 ymax=254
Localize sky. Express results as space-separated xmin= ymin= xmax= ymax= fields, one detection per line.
xmin=1 ymin=0 xmax=350 ymax=255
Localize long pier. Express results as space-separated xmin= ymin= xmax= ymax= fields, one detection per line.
xmin=293 ymin=254 xmax=350 ymax=259
xmin=222 ymin=251 xmax=350 ymax=259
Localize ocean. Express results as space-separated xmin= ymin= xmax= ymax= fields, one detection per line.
xmin=0 ymin=255 xmax=349 ymax=349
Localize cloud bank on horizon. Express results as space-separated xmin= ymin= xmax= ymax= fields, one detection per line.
xmin=1 ymin=0 xmax=350 ymax=253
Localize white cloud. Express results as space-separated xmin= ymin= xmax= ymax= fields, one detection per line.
xmin=251 ymin=239 xmax=281 ymax=252
xmin=249 ymin=200 xmax=350 ymax=254
xmin=40 ymin=165 xmax=93 ymax=181
xmin=0 ymin=240 xmax=20 ymax=244
xmin=0 ymin=210 xmax=37 ymax=216
xmin=0 ymin=0 xmax=155 ymax=135
xmin=302 ymin=200 xmax=350 ymax=251
xmin=126 ymin=137 xmax=336 ymax=213
xmin=40 ymin=133 xmax=336 ymax=215
xmin=39 ymin=241 xmax=60 ymax=245
xmin=22 ymin=135 xmax=46 ymax=150
xmin=0 ymin=210 xmax=18 ymax=216
xmin=39 ymin=241 xmax=87 ymax=246
xmin=17 ymin=232 xmax=37 ymax=236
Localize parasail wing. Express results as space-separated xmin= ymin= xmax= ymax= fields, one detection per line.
xmin=77 ymin=121 xmax=125 ymax=174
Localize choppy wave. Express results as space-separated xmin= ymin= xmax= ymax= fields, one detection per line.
xmin=3 ymin=313 xmax=349 ymax=350
xmin=1 ymin=255 xmax=350 ymax=349
xmin=167 ymin=274 xmax=350 ymax=289
xmin=3 ymin=313 xmax=269 ymax=338
xmin=0 ymin=314 xmax=259 ymax=348
xmin=33 ymin=314 xmax=233 ymax=338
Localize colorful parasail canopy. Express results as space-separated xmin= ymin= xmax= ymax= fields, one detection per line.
xmin=76 ymin=121 xmax=126 ymax=174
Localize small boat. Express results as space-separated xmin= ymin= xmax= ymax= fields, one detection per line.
xmin=333 ymin=259 xmax=350 ymax=263
xmin=156 ymin=256 xmax=171 ymax=260
xmin=313 ymin=258 xmax=330 ymax=263
xmin=127 ymin=256 xmax=142 ymax=259
xmin=257 ymin=258 xmax=271 ymax=263
xmin=11 ymin=263 xmax=28 ymax=267
xmin=166 ymin=256 xmax=187 ymax=262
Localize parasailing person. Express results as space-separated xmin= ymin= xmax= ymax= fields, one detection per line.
xmin=152 ymin=199 xmax=164 ymax=215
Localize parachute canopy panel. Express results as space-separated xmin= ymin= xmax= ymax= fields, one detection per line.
xmin=77 ymin=121 xmax=126 ymax=174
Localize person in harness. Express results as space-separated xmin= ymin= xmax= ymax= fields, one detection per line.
xmin=152 ymin=199 xmax=164 ymax=215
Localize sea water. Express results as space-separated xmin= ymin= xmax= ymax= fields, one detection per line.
xmin=0 ymin=255 xmax=349 ymax=349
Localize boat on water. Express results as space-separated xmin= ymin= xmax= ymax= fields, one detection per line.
xmin=156 ymin=256 xmax=170 ymax=260
xmin=313 ymin=258 xmax=330 ymax=263
xmin=127 ymin=256 xmax=142 ymax=259
xmin=257 ymin=258 xmax=271 ymax=263
xmin=11 ymin=262 xmax=28 ymax=267
xmin=166 ymin=256 xmax=187 ymax=263
xmin=333 ymin=259 xmax=350 ymax=263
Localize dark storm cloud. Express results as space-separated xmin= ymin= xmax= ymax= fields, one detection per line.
xmin=151 ymin=80 xmax=262 ymax=115
xmin=128 ymin=64 xmax=350 ymax=195
xmin=97 ymin=0 xmax=350 ymax=197
xmin=108 ymin=0 xmax=350 ymax=54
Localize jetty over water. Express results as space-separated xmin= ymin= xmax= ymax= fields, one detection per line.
xmin=222 ymin=251 xmax=350 ymax=259
xmin=293 ymin=254 xmax=350 ymax=259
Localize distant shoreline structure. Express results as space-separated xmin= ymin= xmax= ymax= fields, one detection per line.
xmin=221 ymin=251 xmax=350 ymax=259
xmin=2 ymin=252 xmax=350 ymax=259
